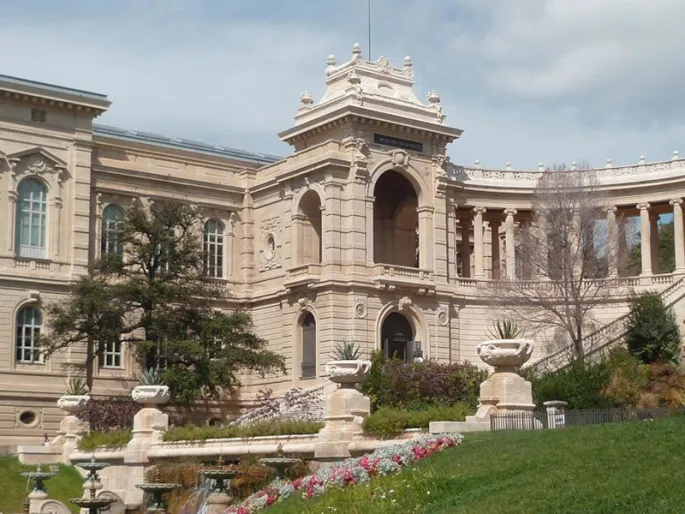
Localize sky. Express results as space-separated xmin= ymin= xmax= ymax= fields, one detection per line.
xmin=2 ymin=0 xmax=685 ymax=169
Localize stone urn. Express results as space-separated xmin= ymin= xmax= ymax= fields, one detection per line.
xmin=324 ymin=360 xmax=372 ymax=388
xmin=467 ymin=339 xmax=536 ymax=423
xmin=131 ymin=385 xmax=170 ymax=406
xmin=476 ymin=339 xmax=534 ymax=371
xmin=57 ymin=394 xmax=90 ymax=415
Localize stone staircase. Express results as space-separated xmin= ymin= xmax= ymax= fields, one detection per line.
xmin=531 ymin=275 xmax=685 ymax=374
xmin=230 ymin=380 xmax=338 ymax=426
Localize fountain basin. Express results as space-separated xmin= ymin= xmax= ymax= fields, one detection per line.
xmin=132 ymin=385 xmax=170 ymax=406
xmin=259 ymin=456 xmax=302 ymax=479
xmin=57 ymin=394 xmax=90 ymax=414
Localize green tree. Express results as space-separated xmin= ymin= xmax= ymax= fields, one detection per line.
xmin=628 ymin=221 xmax=675 ymax=275
xmin=42 ymin=201 xmax=285 ymax=403
xmin=625 ymin=291 xmax=680 ymax=364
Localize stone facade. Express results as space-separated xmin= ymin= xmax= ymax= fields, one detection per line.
xmin=2 ymin=45 xmax=685 ymax=446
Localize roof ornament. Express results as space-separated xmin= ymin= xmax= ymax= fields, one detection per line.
xmin=473 ymin=159 xmax=481 ymax=169
xmin=505 ymin=162 xmax=512 ymax=170
xmin=571 ymin=162 xmax=578 ymax=171
xmin=326 ymin=54 xmax=337 ymax=76
xmin=352 ymin=42 xmax=362 ymax=57
xmin=606 ymin=158 xmax=613 ymax=168
xmin=538 ymin=162 xmax=545 ymax=172
xmin=427 ymin=90 xmax=440 ymax=105
xmin=299 ymin=91 xmax=313 ymax=110
xmin=673 ymin=150 xmax=680 ymax=161
xmin=638 ymin=155 xmax=646 ymax=165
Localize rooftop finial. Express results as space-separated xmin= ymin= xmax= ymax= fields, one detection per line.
xmin=474 ymin=159 xmax=481 ymax=168
xmin=327 ymin=54 xmax=336 ymax=66
xmin=538 ymin=162 xmax=545 ymax=171
xmin=404 ymin=56 xmax=412 ymax=68
xmin=673 ymin=150 xmax=680 ymax=160
xmin=427 ymin=90 xmax=441 ymax=105
xmin=639 ymin=155 xmax=646 ymax=164
xmin=505 ymin=162 xmax=512 ymax=170
xmin=352 ymin=42 xmax=362 ymax=56
xmin=299 ymin=91 xmax=313 ymax=108
xmin=571 ymin=162 xmax=578 ymax=171
xmin=606 ymin=158 xmax=613 ymax=168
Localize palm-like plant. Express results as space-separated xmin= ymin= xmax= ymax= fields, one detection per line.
xmin=138 ymin=367 xmax=164 ymax=386
xmin=332 ymin=341 xmax=363 ymax=361
xmin=487 ymin=319 xmax=524 ymax=340
xmin=65 ymin=376 xmax=89 ymax=396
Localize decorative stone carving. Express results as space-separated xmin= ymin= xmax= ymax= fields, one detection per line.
xmin=398 ymin=296 xmax=412 ymax=311
xmin=437 ymin=307 xmax=449 ymax=326
xmin=57 ymin=395 xmax=90 ymax=414
xmin=476 ymin=339 xmax=534 ymax=371
xmin=325 ymin=359 xmax=372 ymax=385
xmin=131 ymin=385 xmax=170 ymax=406
xmin=297 ymin=297 xmax=310 ymax=310
xmin=354 ymin=297 xmax=367 ymax=319
xmin=8 ymin=148 xmax=67 ymax=190
xmin=264 ymin=233 xmax=276 ymax=261
xmin=260 ymin=217 xmax=282 ymax=271
xmin=37 ymin=499 xmax=70 ymax=514
xmin=390 ymin=149 xmax=410 ymax=169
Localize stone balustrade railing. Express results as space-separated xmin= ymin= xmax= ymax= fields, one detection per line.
xmin=453 ymin=273 xmax=674 ymax=291
xmin=374 ymin=264 xmax=433 ymax=282
xmin=447 ymin=156 xmax=685 ymax=187
xmin=532 ymin=274 xmax=685 ymax=373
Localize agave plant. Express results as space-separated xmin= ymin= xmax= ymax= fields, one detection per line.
xmin=65 ymin=376 xmax=89 ymax=396
xmin=138 ymin=367 xmax=164 ymax=386
xmin=332 ymin=341 xmax=363 ymax=361
xmin=487 ymin=319 xmax=524 ymax=340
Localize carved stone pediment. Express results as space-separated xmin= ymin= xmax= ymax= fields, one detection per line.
xmin=8 ymin=147 xmax=67 ymax=186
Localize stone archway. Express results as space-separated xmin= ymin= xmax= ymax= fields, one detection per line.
xmin=381 ymin=312 xmax=414 ymax=362
xmin=294 ymin=190 xmax=323 ymax=266
xmin=373 ymin=170 xmax=418 ymax=267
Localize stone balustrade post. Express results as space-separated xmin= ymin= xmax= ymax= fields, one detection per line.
xmin=504 ymin=209 xmax=517 ymax=279
xmin=671 ymin=199 xmax=685 ymax=273
xmin=543 ymin=400 xmax=568 ymax=429
xmin=473 ymin=207 xmax=486 ymax=279
xmin=637 ymin=203 xmax=652 ymax=277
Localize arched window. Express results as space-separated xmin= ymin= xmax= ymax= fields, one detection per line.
xmin=16 ymin=306 xmax=42 ymax=363
xmin=16 ymin=179 xmax=47 ymax=259
xmin=101 ymin=204 xmax=125 ymax=257
xmin=301 ymin=313 xmax=316 ymax=378
xmin=203 ymin=219 xmax=225 ymax=278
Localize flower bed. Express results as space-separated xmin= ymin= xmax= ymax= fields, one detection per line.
xmin=226 ymin=434 xmax=462 ymax=513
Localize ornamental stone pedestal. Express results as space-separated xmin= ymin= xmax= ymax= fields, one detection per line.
xmin=430 ymin=339 xmax=537 ymax=434
xmin=314 ymin=360 xmax=372 ymax=463
xmin=53 ymin=395 xmax=90 ymax=464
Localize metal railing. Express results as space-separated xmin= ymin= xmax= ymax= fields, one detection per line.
xmin=490 ymin=407 xmax=685 ymax=432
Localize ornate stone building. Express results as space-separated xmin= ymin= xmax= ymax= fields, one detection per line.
xmin=2 ymin=44 xmax=685 ymax=446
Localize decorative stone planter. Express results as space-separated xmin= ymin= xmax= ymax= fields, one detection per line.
xmin=315 ymin=359 xmax=373 ymax=463
xmin=467 ymin=339 xmax=537 ymax=424
xmin=324 ymin=359 xmax=372 ymax=387
xmin=57 ymin=394 xmax=90 ymax=415
xmin=131 ymin=385 xmax=170 ymax=406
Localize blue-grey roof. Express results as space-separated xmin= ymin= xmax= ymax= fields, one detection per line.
xmin=93 ymin=124 xmax=282 ymax=165
xmin=0 ymin=74 xmax=109 ymax=103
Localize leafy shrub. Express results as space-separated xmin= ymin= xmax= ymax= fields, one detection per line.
xmin=602 ymin=351 xmax=650 ymax=407
xmin=362 ymin=404 xmax=473 ymax=438
xmin=163 ymin=419 xmax=323 ymax=442
xmin=77 ymin=396 xmax=141 ymax=431
xmin=359 ymin=351 xmax=487 ymax=411
xmin=78 ymin=429 xmax=132 ymax=451
xmin=625 ymin=292 xmax=681 ymax=364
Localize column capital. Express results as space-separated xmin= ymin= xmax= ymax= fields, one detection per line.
xmin=417 ymin=206 xmax=436 ymax=215
xmin=472 ymin=206 xmax=487 ymax=215
xmin=605 ymin=206 xmax=618 ymax=214
xmin=637 ymin=202 xmax=651 ymax=211
xmin=292 ymin=213 xmax=306 ymax=221
xmin=503 ymin=208 xmax=517 ymax=217
xmin=670 ymin=198 xmax=683 ymax=206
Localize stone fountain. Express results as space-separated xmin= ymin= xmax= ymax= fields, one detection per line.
xmin=259 ymin=443 xmax=302 ymax=480
xmin=200 ymin=455 xmax=240 ymax=514
xmin=135 ymin=467 xmax=180 ymax=514
xmin=70 ymin=456 xmax=116 ymax=514
xmin=21 ymin=464 xmax=57 ymax=500
xmin=21 ymin=465 xmax=72 ymax=514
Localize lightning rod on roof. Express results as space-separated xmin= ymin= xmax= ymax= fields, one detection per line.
xmin=368 ymin=0 xmax=372 ymax=60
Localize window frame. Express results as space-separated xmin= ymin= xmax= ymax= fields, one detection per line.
xmin=15 ymin=306 xmax=43 ymax=364
xmin=16 ymin=178 xmax=48 ymax=259
xmin=203 ymin=219 xmax=225 ymax=278
xmin=101 ymin=204 xmax=125 ymax=258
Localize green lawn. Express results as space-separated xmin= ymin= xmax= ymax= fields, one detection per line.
xmin=0 ymin=457 xmax=83 ymax=514
xmin=268 ymin=417 xmax=685 ymax=514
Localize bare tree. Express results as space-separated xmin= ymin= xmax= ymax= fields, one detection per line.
xmin=493 ymin=164 xmax=622 ymax=361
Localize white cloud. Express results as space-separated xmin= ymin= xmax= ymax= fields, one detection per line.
xmin=1 ymin=0 xmax=684 ymax=168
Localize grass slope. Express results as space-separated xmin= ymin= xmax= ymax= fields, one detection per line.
xmin=269 ymin=417 xmax=685 ymax=514
xmin=0 ymin=457 xmax=83 ymax=514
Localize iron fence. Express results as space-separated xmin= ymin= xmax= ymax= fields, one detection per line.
xmin=490 ymin=407 xmax=685 ymax=432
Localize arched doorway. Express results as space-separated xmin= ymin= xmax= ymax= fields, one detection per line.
xmin=373 ymin=171 xmax=418 ymax=267
xmin=381 ymin=312 xmax=414 ymax=362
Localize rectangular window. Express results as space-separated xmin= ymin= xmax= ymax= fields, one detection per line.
xmin=99 ymin=340 xmax=123 ymax=369
xmin=31 ymin=109 xmax=47 ymax=123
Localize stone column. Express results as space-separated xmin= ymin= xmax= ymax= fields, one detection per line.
xmin=446 ymin=203 xmax=457 ymax=280
xmin=490 ymin=220 xmax=501 ymax=279
xmin=459 ymin=218 xmax=471 ymax=277
xmin=8 ymin=191 xmax=17 ymax=252
xmin=671 ymin=199 xmax=685 ymax=273
xmin=536 ymin=214 xmax=548 ymax=279
xmin=650 ymin=212 xmax=660 ymax=274
xmin=504 ymin=209 xmax=517 ymax=279
xmin=417 ymin=206 xmax=435 ymax=270
xmin=51 ymin=197 xmax=63 ymax=260
xmin=365 ymin=196 xmax=375 ymax=264
xmin=291 ymin=214 xmax=304 ymax=267
xmin=606 ymin=206 xmax=619 ymax=277
xmin=637 ymin=203 xmax=652 ymax=276
xmin=473 ymin=207 xmax=486 ymax=278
